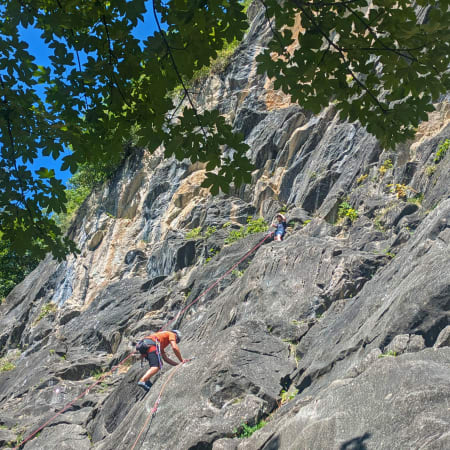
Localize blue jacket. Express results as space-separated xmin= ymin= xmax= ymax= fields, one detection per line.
xmin=274 ymin=221 xmax=287 ymax=236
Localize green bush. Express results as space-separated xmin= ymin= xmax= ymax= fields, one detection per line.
xmin=379 ymin=350 xmax=397 ymax=358
xmin=225 ymin=216 xmax=268 ymax=244
xmin=280 ymin=388 xmax=298 ymax=404
xmin=337 ymin=201 xmax=358 ymax=222
xmin=407 ymin=193 xmax=424 ymax=205
xmin=34 ymin=303 xmax=57 ymax=325
xmin=224 ymin=228 xmax=246 ymax=244
xmin=232 ymin=269 xmax=244 ymax=278
xmin=172 ymin=1 xmax=252 ymax=94
xmin=434 ymin=139 xmax=449 ymax=163
xmin=186 ymin=227 xmax=202 ymax=239
xmin=205 ymin=226 xmax=217 ymax=238
xmin=0 ymin=350 xmax=21 ymax=373
xmin=54 ymin=184 xmax=91 ymax=232
xmin=425 ymin=165 xmax=437 ymax=177
xmin=91 ymin=368 xmax=107 ymax=380
xmin=235 ymin=420 xmax=267 ymax=439
xmin=54 ymin=158 xmax=124 ymax=232
xmin=357 ymin=174 xmax=368 ymax=184
xmin=379 ymin=159 xmax=393 ymax=176
xmin=246 ymin=217 xmax=268 ymax=234
xmin=0 ymin=360 xmax=15 ymax=373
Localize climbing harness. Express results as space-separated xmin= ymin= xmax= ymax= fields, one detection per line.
xmin=155 ymin=339 xmax=163 ymax=369
xmin=16 ymin=232 xmax=273 ymax=450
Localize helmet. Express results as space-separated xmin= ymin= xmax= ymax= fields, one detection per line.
xmin=172 ymin=329 xmax=181 ymax=343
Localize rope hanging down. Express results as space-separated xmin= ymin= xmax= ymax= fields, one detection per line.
xmin=16 ymin=232 xmax=273 ymax=450
xmin=130 ymin=360 xmax=187 ymax=450
xmin=162 ymin=232 xmax=273 ymax=331
xmin=131 ymin=232 xmax=273 ymax=449
xmin=14 ymin=352 xmax=136 ymax=450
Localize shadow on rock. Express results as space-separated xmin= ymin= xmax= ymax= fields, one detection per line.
xmin=340 ymin=432 xmax=371 ymax=450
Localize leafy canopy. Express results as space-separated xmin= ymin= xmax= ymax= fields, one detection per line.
xmin=0 ymin=0 xmax=250 ymax=260
xmin=1 ymin=0 xmax=449 ymax=262
xmin=257 ymin=0 xmax=449 ymax=147
xmin=0 ymin=234 xmax=41 ymax=300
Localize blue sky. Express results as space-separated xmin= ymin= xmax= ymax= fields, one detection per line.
xmin=18 ymin=3 xmax=158 ymax=186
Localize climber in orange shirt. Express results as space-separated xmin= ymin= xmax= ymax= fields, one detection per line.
xmin=134 ymin=330 xmax=186 ymax=392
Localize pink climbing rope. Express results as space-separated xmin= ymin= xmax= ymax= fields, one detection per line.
xmin=17 ymin=232 xmax=273 ymax=449
xmin=132 ymin=232 xmax=273 ymax=449
xmin=162 ymin=232 xmax=273 ymax=331
xmin=15 ymin=352 xmax=135 ymax=449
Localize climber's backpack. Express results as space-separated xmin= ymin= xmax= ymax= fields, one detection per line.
xmin=135 ymin=338 xmax=155 ymax=356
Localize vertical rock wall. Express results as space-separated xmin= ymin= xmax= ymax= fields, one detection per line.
xmin=1 ymin=3 xmax=449 ymax=449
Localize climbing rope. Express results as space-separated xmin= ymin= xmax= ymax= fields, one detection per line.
xmin=16 ymin=232 xmax=273 ymax=449
xmin=14 ymin=352 xmax=135 ymax=450
xmin=130 ymin=360 xmax=187 ymax=450
xmin=162 ymin=232 xmax=273 ymax=331
xmin=131 ymin=232 xmax=273 ymax=449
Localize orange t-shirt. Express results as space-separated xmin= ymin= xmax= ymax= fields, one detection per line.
xmin=145 ymin=331 xmax=177 ymax=351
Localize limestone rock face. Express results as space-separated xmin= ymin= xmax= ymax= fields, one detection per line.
xmin=1 ymin=4 xmax=449 ymax=450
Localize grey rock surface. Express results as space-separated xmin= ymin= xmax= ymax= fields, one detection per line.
xmin=434 ymin=325 xmax=450 ymax=349
xmin=240 ymin=348 xmax=450 ymax=450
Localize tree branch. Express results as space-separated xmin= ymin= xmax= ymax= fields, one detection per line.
xmin=259 ymin=0 xmax=288 ymax=54
xmin=54 ymin=0 xmax=89 ymax=112
xmin=169 ymin=91 xmax=188 ymax=121
xmin=290 ymin=0 xmax=389 ymax=113
xmin=151 ymin=0 xmax=208 ymax=137
xmin=0 ymin=75 xmax=44 ymax=232
xmin=100 ymin=14 xmax=132 ymax=108
xmin=342 ymin=5 xmax=418 ymax=63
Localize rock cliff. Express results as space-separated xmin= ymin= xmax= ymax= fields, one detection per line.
xmin=1 ymin=3 xmax=449 ymax=449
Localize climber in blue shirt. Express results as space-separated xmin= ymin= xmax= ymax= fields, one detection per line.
xmin=271 ymin=213 xmax=287 ymax=241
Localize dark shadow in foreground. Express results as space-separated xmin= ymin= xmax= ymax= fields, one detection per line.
xmin=340 ymin=432 xmax=372 ymax=450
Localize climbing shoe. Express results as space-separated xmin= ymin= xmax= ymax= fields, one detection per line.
xmin=138 ymin=381 xmax=150 ymax=392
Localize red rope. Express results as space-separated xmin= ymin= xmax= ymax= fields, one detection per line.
xmin=132 ymin=233 xmax=273 ymax=449
xmin=15 ymin=352 xmax=135 ymax=450
xmin=130 ymin=361 xmax=185 ymax=450
xmin=162 ymin=232 xmax=273 ymax=331
xmin=17 ymin=232 xmax=272 ymax=449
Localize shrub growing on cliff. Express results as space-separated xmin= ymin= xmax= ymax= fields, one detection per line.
xmin=425 ymin=165 xmax=437 ymax=177
xmin=337 ymin=201 xmax=358 ymax=223
xmin=185 ymin=227 xmax=202 ymax=240
xmin=0 ymin=350 xmax=21 ymax=373
xmin=357 ymin=174 xmax=368 ymax=185
xmin=204 ymin=226 xmax=217 ymax=238
xmin=280 ymin=388 xmax=299 ymax=404
xmin=235 ymin=420 xmax=267 ymax=439
xmin=34 ymin=303 xmax=57 ymax=325
xmin=0 ymin=359 xmax=15 ymax=373
xmin=54 ymin=159 xmax=125 ymax=232
xmin=434 ymin=139 xmax=449 ymax=164
xmin=379 ymin=159 xmax=394 ymax=176
xmin=225 ymin=217 xmax=268 ymax=244
xmin=387 ymin=183 xmax=410 ymax=199
xmin=379 ymin=350 xmax=397 ymax=358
